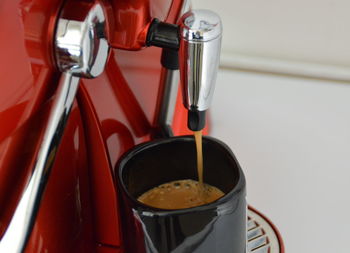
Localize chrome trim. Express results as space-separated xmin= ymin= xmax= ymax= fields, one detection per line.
xmin=248 ymin=209 xmax=281 ymax=253
xmin=180 ymin=9 xmax=222 ymax=42
xmin=248 ymin=226 xmax=265 ymax=241
xmin=0 ymin=3 xmax=109 ymax=253
xmin=55 ymin=4 xmax=109 ymax=77
xmin=0 ymin=74 xmax=79 ymax=253
xmin=157 ymin=69 xmax=179 ymax=136
xmin=178 ymin=10 xmax=222 ymax=111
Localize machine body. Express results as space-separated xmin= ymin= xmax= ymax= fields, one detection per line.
xmin=0 ymin=0 xmax=283 ymax=252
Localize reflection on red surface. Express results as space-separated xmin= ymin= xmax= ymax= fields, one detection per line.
xmin=26 ymin=104 xmax=95 ymax=253
xmin=78 ymin=45 xmax=164 ymax=247
xmin=109 ymin=0 xmax=172 ymax=50
xmin=0 ymin=0 xmax=61 ymax=235
xmin=101 ymin=119 xmax=135 ymax=169
xmin=78 ymin=85 xmax=124 ymax=248
xmin=106 ymin=51 xmax=151 ymax=138
xmin=0 ymin=99 xmax=48 ymax=237
xmin=19 ymin=0 xmax=59 ymax=67
xmin=97 ymin=245 xmax=123 ymax=253
xmin=0 ymin=0 xmax=186 ymax=251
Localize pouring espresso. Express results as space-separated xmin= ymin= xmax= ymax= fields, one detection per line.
xmin=137 ymin=130 xmax=224 ymax=210
xmin=138 ymin=10 xmax=223 ymax=210
xmin=116 ymin=8 xmax=284 ymax=253
xmin=178 ymin=9 xmax=223 ymax=204
xmin=116 ymin=10 xmax=247 ymax=253
xmin=117 ymin=136 xmax=246 ymax=253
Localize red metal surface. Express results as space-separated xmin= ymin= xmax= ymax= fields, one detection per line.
xmin=0 ymin=0 xmax=185 ymax=251
xmin=26 ymin=103 xmax=95 ymax=253
xmin=0 ymin=0 xmax=62 ymax=237
xmin=78 ymin=84 xmax=124 ymax=248
xmin=108 ymin=0 xmax=173 ymax=50
xmin=0 ymin=1 xmax=285 ymax=253
xmin=97 ymin=245 xmax=124 ymax=253
xmin=75 ymin=0 xmax=185 ymax=248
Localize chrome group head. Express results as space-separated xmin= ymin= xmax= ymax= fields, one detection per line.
xmin=178 ymin=9 xmax=222 ymax=112
xmin=55 ymin=3 xmax=109 ymax=78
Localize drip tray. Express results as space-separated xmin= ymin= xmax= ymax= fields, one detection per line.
xmin=248 ymin=208 xmax=283 ymax=253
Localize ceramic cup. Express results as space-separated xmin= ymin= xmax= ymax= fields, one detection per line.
xmin=116 ymin=136 xmax=246 ymax=253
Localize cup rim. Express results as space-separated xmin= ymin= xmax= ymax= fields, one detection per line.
xmin=116 ymin=135 xmax=246 ymax=215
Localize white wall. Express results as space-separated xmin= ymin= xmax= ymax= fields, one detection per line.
xmin=211 ymin=69 xmax=350 ymax=253
xmin=192 ymin=0 xmax=350 ymax=80
xmin=189 ymin=1 xmax=350 ymax=251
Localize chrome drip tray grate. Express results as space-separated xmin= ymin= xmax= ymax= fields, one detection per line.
xmin=248 ymin=209 xmax=281 ymax=253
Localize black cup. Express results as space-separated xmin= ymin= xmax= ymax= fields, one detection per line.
xmin=116 ymin=136 xmax=246 ymax=253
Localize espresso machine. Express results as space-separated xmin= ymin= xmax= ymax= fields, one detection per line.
xmin=0 ymin=0 xmax=283 ymax=252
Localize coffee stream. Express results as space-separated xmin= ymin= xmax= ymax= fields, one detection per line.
xmin=138 ymin=131 xmax=224 ymax=209
xmin=194 ymin=131 xmax=204 ymax=187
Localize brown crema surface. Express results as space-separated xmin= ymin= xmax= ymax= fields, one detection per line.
xmin=138 ymin=179 xmax=224 ymax=210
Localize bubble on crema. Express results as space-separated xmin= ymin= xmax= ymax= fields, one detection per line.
xmin=137 ymin=179 xmax=224 ymax=210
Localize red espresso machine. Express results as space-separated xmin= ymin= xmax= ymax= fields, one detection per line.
xmin=0 ymin=0 xmax=284 ymax=252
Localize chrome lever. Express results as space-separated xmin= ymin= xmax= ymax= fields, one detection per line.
xmin=0 ymin=3 xmax=109 ymax=253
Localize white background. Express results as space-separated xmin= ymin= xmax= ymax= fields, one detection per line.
xmin=192 ymin=0 xmax=350 ymax=68
xmin=211 ymin=69 xmax=350 ymax=253
xmin=192 ymin=0 xmax=350 ymax=82
xmin=190 ymin=0 xmax=350 ymax=252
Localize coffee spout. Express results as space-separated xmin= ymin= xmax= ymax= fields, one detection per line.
xmin=145 ymin=10 xmax=222 ymax=132
xmin=178 ymin=10 xmax=222 ymax=131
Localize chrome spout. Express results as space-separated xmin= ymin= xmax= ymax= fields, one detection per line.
xmin=178 ymin=10 xmax=222 ymax=131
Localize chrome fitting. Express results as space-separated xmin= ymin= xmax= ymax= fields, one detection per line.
xmin=55 ymin=3 xmax=109 ymax=78
xmin=178 ymin=9 xmax=222 ymax=112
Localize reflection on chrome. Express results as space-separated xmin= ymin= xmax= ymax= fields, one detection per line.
xmin=248 ymin=209 xmax=281 ymax=253
xmin=0 ymin=3 xmax=109 ymax=253
xmin=178 ymin=10 xmax=222 ymax=112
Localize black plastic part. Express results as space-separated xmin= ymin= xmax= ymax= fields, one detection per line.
xmin=146 ymin=18 xmax=180 ymax=50
xmin=187 ymin=109 xmax=206 ymax=131
xmin=161 ymin=48 xmax=179 ymax=70
xmin=152 ymin=124 xmax=174 ymax=139
xmin=116 ymin=136 xmax=246 ymax=253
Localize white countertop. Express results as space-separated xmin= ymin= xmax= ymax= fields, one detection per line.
xmin=211 ymin=69 xmax=350 ymax=253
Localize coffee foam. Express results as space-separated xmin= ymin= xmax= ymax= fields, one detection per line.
xmin=137 ymin=179 xmax=224 ymax=210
